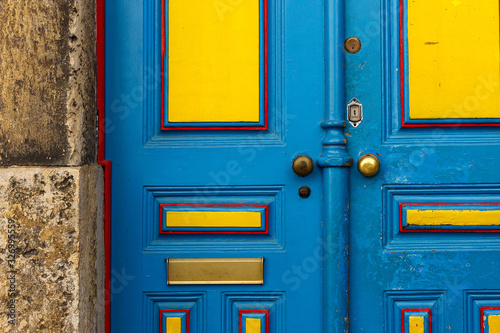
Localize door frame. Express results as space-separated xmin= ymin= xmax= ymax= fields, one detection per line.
xmin=96 ymin=0 xmax=111 ymax=332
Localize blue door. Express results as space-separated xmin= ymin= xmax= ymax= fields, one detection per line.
xmin=347 ymin=0 xmax=500 ymax=331
xmin=105 ymin=0 xmax=340 ymax=332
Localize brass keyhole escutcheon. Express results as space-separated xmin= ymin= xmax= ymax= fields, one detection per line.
xmin=292 ymin=155 xmax=314 ymax=177
xmin=344 ymin=37 xmax=362 ymax=54
xmin=357 ymin=154 xmax=380 ymax=177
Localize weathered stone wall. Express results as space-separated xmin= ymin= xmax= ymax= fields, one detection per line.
xmin=0 ymin=0 xmax=96 ymax=166
xmin=0 ymin=0 xmax=103 ymax=332
xmin=0 ymin=167 xmax=103 ymax=332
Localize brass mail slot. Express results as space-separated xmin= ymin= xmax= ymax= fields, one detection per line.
xmin=166 ymin=258 xmax=264 ymax=285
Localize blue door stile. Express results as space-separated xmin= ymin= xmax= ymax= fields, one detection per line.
xmin=318 ymin=0 xmax=352 ymax=331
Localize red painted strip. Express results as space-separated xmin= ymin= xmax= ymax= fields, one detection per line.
xmin=162 ymin=125 xmax=268 ymax=131
xmin=263 ymin=0 xmax=268 ymax=130
xmin=481 ymin=307 xmax=500 ymax=333
xmin=398 ymin=1 xmax=500 ymax=128
xmin=239 ymin=310 xmax=269 ymax=333
xmin=160 ymin=0 xmax=166 ymax=131
xmin=403 ymin=122 xmax=500 ymax=127
xmin=399 ymin=0 xmax=406 ymax=128
xmin=159 ymin=204 xmax=269 ymax=235
xmin=399 ymin=202 xmax=500 ymax=233
xmin=96 ymin=0 xmax=111 ymax=332
xmin=159 ymin=309 xmax=190 ymax=333
xmin=401 ymin=309 xmax=431 ymax=333
xmin=160 ymin=0 xmax=268 ymax=131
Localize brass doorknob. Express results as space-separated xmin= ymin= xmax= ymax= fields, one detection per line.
xmin=292 ymin=155 xmax=314 ymax=177
xmin=357 ymin=154 xmax=380 ymax=177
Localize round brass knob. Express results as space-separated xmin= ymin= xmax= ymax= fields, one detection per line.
xmin=292 ymin=155 xmax=314 ymax=177
xmin=357 ymin=154 xmax=380 ymax=177
xmin=344 ymin=37 xmax=362 ymax=54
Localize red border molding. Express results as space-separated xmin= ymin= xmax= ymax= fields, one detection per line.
xmin=159 ymin=204 xmax=269 ymax=234
xmin=239 ymin=310 xmax=269 ymax=333
xmin=96 ymin=0 xmax=112 ymax=332
xmin=398 ymin=0 xmax=500 ymax=128
xmin=399 ymin=202 xmax=500 ymax=233
xmin=159 ymin=309 xmax=190 ymax=333
xmin=481 ymin=306 xmax=500 ymax=333
xmin=160 ymin=0 xmax=268 ymax=131
xmin=401 ymin=308 xmax=432 ymax=333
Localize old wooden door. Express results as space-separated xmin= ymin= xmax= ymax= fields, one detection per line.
xmin=347 ymin=0 xmax=500 ymax=331
xmin=105 ymin=0 xmax=341 ymax=332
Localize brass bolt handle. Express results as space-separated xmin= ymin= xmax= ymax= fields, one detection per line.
xmin=292 ymin=155 xmax=314 ymax=177
xmin=357 ymin=154 xmax=380 ymax=177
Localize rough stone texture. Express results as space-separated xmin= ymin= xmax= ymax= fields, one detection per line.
xmin=0 ymin=166 xmax=103 ymax=332
xmin=0 ymin=0 xmax=104 ymax=331
xmin=0 ymin=0 xmax=96 ymax=166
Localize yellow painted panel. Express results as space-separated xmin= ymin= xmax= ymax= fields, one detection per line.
xmin=489 ymin=315 xmax=500 ymax=331
xmin=246 ymin=318 xmax=262 ymax=333
xmin=166 ymin=317 xmax=182 ymax=333
xmin=409 ymin=316 xmax=425 ymax=333
xmin=166 ymin=211 xmax=262 ymax=228
xmin=168 ymin=0 xmax=260 ymax=123
xmin=407 ymin=0 xmax=500 ymax=119
xmin=406 ymin=210 xmax=500 ymax=226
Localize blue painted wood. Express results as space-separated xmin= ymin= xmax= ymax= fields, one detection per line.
xmin=106 ymin=0 xmax=328 ymax=332
xmin=224 ymin=293 xmax=283 ymax=332
xmin=319 ymin=0 xmax=351 ymax=332
xmin=385 ymin=291 xmax=444 ymax=332
xmin=465 ymin=291 xmax=500 ymax=333
xmin=145 ymin=293 xmax=205 ymax=333
xmin=346 ymin=0 xmax=500 ymax=331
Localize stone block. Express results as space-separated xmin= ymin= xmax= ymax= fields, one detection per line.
xmin=0 ymin=165 xmax=103 ymax=332
xmin=0 ymin=0 xmax=96 ymax=166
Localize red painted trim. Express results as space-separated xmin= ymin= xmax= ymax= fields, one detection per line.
xmin=403 ymin=122 xmax=500 ymax=128
xmin=160 ymin=0 xmax=166 ymax=130
xmin=159 ymin=309 xmax=190 ymax=333
xmin=399 ymin=202 xmax=500 ymax=233
xmin=96 ymin=0 xmax=112 ymax=332
xmin=239 ymin=310 xmax=269 ymax=333
xmin=399 ymin=0 xmax=406 ymax=128
xmin=160 ymin=0 xmax=268 ymax=131
xmin=401 ymin=308 xmax=431 ymax=333
xmin=481 ymin=306 xmax=500 ymax=333
xmin=263 ymin=0 xmax=268 ymax=130
xmin=398 ymin=1 xmax=500 ymax=128
xmin=159 ymin=204 xmax=269 ymax=235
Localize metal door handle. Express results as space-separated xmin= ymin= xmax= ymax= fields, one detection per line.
xmin=292 ymin=155 xmax=314 ymax=177
xmin=357 ymin=154 xmax=380 ymax=177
